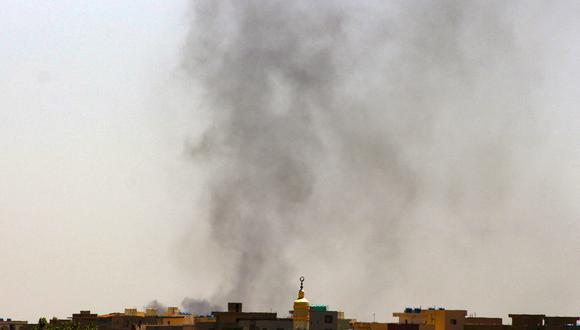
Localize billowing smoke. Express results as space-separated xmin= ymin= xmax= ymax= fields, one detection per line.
xmin=145 ymin=300 xmax=167 ymax=314
xmin=145 ymin=299 xmax=221 ymax=316
xmin=178 ymin=0 xmax=580 ymax=319
xmin=181 ymin=298 xmax=222 ymax=316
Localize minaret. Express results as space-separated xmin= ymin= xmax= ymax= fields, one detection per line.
xmin=293 ymin=276 xmax=310 ymax=330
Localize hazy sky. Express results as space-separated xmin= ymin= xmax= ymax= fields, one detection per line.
xmin=0 ymin=1 xmax=198 ymax=321
xmin=1 ymin=0 xmax=580 ymax=324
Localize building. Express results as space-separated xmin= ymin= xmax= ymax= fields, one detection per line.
xmin=544 ymin=317 xmax=579 ymax=327
xmin=351 ymin=321 xmax=388 ymax=330
xmin=387 ymin=324 xmax=425 ymax=330
xmin=70 ymin=308 xmax=194 ymax=330
xmin=309 ymin=305 xmax=346 ymax=330
xmin=351 ymin=321 xmax=435 ymax=330
xmin=73 ymin=311 xmax=99 ymax=329
xmin=462 ymin=313 xmax=579 ymax=330
xmin=238 ymin=318 xmax=293 ymax=330
xmin=464 ymin=316 xmax=506 ymax=330
xmin=0 ymin=319 xmax=28 ymax=330
xmin=509 ymin=315 xmax=545 ymax=328
xmin=507 ymin=315 xmax=579 ymax=329
xmin=465 ymin=319 xmax=502 ymax=326
xmin=393 ymin=308 xmax=467 ymax=330
xmin=194 ymin=302 xmax=277 ymax=330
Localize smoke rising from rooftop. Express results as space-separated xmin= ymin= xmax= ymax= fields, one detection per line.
xmin=178 ymin=0 xmax=580 ymax=319
xmin=145 ymin=300 xmax=167 ymax=314
xmin=181 ymin=298 xmax=222 ymax=316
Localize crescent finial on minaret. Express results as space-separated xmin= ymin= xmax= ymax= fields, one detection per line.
xmin=293 ymin=276 xmax=309 ymax=330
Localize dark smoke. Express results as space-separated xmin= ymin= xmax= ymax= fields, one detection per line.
xmin=178 ymin=0 xmax=580 ymax=319
xmin=181 ymin=298 xmax=222 ymax=316
xmin=145 ymin=300 xmax=167 ymax=314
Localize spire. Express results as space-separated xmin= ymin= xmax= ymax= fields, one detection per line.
xmin=293 ymin=276 xmax=309 ymax=330
xmin=298 ymin=276 xmax=305 ymax=299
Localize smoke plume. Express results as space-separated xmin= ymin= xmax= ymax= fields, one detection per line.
xmin=145 ymin=300 xmax=167 ymax=314
xmin=145 ymin=299 xmax=221 ymax=316
xmin=181 ymin=298 xmax=222 ymax=316
xmin=178 ymin=0 xmax=580 ymax=319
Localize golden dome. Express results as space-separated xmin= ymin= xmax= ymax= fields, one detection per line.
xmin=294 ymin=289 xmax=309 ymax=306
xmin=294 ymin=277 xmax=308 ymax=301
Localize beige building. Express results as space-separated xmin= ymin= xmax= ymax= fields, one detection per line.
xmin=393 ymin=308 xmax=467 ymax=330
xmin=70 ymin=307 xmax=194 ymax=330
xmin=351 ymin=322 xmax=388 ymax=330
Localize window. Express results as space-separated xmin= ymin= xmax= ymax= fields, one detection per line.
xmin=324 ymin=315 xmax=334 ymax=324
xmin=450 ymin=319 xmax=457 ymax=325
